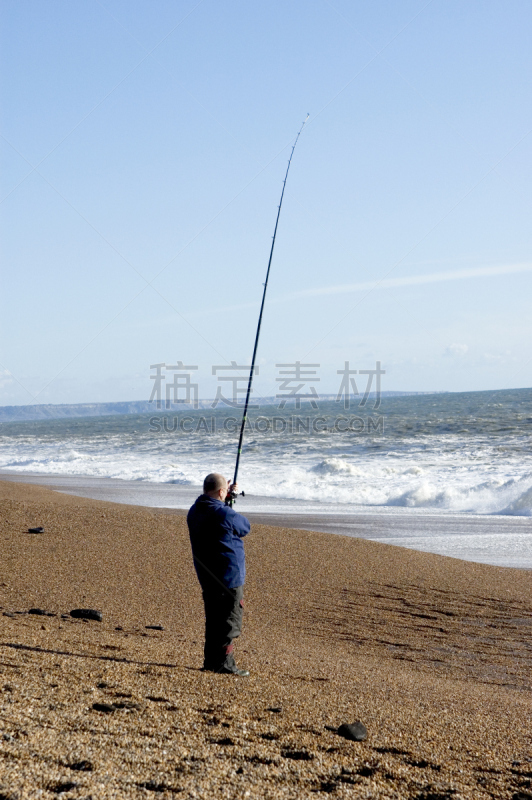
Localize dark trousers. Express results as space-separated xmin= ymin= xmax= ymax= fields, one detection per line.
xmin=201 ymin=584 xmax=244 ymax=670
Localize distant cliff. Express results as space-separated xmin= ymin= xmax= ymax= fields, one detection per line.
xmin=0 ymin=401 xmax=157 ymax=422
xmin=0 ymin=392 xmax=440 ymax=423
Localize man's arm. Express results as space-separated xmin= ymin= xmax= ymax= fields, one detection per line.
xmin=223 ymin=505 xmax=250 ymax=538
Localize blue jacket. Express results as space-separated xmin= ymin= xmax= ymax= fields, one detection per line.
xmin=187 ymin=495 xmax=250 ymax=589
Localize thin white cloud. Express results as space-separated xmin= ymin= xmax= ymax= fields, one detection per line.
xmin=445 ymin=343 xmax=469 ymax=357
xmin=285 ymin=262 xmax=532 ymax=300
xmin=182 ymin=262 xmax=532 ymax=319
xmin=0 ymin=369 xmax=14 ymax=389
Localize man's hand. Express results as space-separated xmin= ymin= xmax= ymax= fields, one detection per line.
xmin=224 ymin=481 xmax=239 ymax=506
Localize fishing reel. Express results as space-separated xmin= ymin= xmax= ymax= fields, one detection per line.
xmin=225 ymin=489 xmax=245 ymax=506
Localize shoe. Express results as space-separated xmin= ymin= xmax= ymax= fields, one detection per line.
xmin=202 ymin=664 xmax=250 ymax=676
xmin=219 ymin=665 xmax=250 ymax=677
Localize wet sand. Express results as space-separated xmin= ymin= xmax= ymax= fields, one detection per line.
xmin=0 ymin=479 xmax=531 ymax=799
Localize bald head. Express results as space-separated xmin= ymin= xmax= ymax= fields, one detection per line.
xmin=203 ymin=473 xmax=228 ymax=496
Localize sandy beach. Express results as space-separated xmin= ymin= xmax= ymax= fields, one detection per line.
xmin=1 ymin=478 xmax=531 ymax=799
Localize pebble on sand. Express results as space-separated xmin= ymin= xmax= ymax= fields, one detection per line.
xmin=28 ymin=608 xmax=55 ymax=617
xmin=92 ymin=702 xmax=116 ymax=713
xmin=68 ymin=760 xmax=93 ymax=772
xmin=337 ymin=721 xmax=368 ymax=742
xmin=70 ymin=608 xmax=103 ymax=622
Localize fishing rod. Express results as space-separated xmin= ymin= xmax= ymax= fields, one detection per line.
xmin=227 ymin=115 xmax=309 ymax=507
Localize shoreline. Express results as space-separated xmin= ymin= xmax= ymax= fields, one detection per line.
xmin=1 ymin=470 xmax=532 ymax=569
xmin=0 ymin=478 xmax=531 ymax=798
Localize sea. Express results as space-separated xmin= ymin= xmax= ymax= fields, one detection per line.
xmin=1 ymin=388 xmax=532 ymax=569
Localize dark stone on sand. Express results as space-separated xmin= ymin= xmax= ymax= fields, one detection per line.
xmin=27 ymin=526 xmax=44 ymax=534
xmin=68 ymin=760 xmax=93 ymax=772
xmin=70 ymin=608 xmax=102 ymax=622
xmin=113 ymin=700 xmax=141 ymax=710
xmin=28 ymin=608 xmax=55 ymax=617
xmin=337 ymin=721 xmax=368 ymax=742
xmin=2 ymin=612 xmax=15 ymax=618
xmin=48 ymin=782 xmax=78 ymax=794
xmin=145 ymin=624 xmax=164 ymax=630
xmin=96 ymin=681 xmax=109 ymax=689
xmin=92 ymin=702 xmax=116 ymax=713
xmin=267 ymin=706 xmax=282 ymax=713
xmin=139 ymin=780 xmax=176 ymax=793
xmin=355 ymin=764 xmax=376 ymax=777
xmin=281 ymin=748 xmax=314 ymax=761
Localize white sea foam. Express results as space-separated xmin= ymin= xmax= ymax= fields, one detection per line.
xmin=310 ymin=458 xmax=363 ymax=476
xmin=2 ymin=442 xmax=532 ymax=516
xmin=0 ymin=440 xmax=529 ymax=515
xmin=500 ymin=485 xmax=532 ymax=516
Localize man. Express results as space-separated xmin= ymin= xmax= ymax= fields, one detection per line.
xmin=187 ymin=473 xmax=250 ymax=676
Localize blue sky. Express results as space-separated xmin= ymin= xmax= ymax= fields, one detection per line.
xmin=1 ymin=0 xmax=531 ymax=405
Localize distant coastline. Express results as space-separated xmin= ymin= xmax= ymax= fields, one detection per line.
xmin=0 ymin=391 xmax=444 ymax=423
